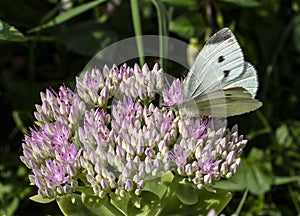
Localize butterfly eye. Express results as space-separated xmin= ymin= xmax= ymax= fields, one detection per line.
xmin=218 ymin=56 xmax=225 ymax=63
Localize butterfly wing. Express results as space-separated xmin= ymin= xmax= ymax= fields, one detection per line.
xmin=222 ymin=62 xmax=258 ymax=98
xmin=184 ymin=28 xmax=245 ymax=99
xmin=179 ymin=87 xmax=262 ymax=117
xmin=182 ymin=28 xmax=262 ymax=117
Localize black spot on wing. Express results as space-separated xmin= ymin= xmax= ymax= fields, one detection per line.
xmin=206 ymin=28 xmax=233 ymax=45
xmin=218 ymin=56 xmax=225 ymax=63
xmin=223 ymin=70 xmax=230 ymax=78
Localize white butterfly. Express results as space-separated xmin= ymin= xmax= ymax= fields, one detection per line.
xmin=179 ymin=28 xmax=262 ymax=117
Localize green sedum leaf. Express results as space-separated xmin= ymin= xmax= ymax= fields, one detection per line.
xmin=110 ymin=190 xmax=132 ymax=215
xmin=57 ymin=194 xmax=111 ymax=216
xmin=162 ymin=186 xmax=232 ymax=215
xmin=29 ymin=194 xmax=55 ymax=204
xmin=142 ymin=171 xmax=174 ymax=199
xmin=81 ymin=192 xmax=107 ymax=209
xmin=174 ymin=180 xmax=198 ymax=205
xmin=127 ymin=191 xmax=161 ymax=216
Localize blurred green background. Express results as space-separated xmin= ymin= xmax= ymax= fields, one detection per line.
xmin=1 ymin=0 xmax=300 ymax=215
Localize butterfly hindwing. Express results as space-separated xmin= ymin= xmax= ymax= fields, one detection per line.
xmin=191 ymin=88 xmax=262 ymax=117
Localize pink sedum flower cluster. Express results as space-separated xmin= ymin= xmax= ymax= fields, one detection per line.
xmin=21 ymin=63 xmax=247 ymax=199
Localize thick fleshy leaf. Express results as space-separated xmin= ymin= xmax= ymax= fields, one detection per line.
xmin=161 ymin=187 xmax=232 ymax=215
xmin=174 ymin=180 xmax=198 ymax=205
xmin=57 ymin=194 xmax=96 ymax=216
xmin=110 ymin=173 xmax=173 ymax=215
xmin=29 ymin=194 xmax=55 ymax=204
xmin=142 ymin=171 xmax=174 ymax=199
xmin=127 ymin=191 xmax=161 ymax=216
xmin=0 ymin=21 xmax=26 ymax=42
xmin=81 ymin=192 xmax=107 ymax=209
xmin=110 ymin=190 xmax=132 ymax=215
xmin=196 ymin=188 xmax=232 ymax=214
xmin=214 ymin=178 xmax=247 ymax=191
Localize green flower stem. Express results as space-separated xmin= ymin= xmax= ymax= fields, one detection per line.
xmin=130 ymin=0 xmax=145 ymax=66
xmin=150 ymin=0 xmax=168 ymax=71
xmin=235 ymin=187 xmax=248 ymax=215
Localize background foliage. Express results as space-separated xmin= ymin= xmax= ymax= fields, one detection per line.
xmin=1 ymin=0 xmax=300 ymax=215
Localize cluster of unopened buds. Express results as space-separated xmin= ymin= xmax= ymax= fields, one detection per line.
xmin=21 ymin=63 xmax=247 ymax=214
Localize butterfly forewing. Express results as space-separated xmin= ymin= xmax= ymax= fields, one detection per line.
xmin=184 ymin=28 xmax=244 ymax=99
xmin=181 ymin=27 xmax=262 ymax=117
xmin=222 ymin=62 xmax=259 ymax=98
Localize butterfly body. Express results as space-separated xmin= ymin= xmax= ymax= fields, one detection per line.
xmin=181 ymin=28 xmax=262 ymax=117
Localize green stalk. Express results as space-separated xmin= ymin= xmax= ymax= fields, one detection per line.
xmin=235 ymin=187 xmax=249 ymax=215
xmin=130 ymin=0 xmax=145 ymax=66
xmin=151 ymin=0 xmax=168 ymax=71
